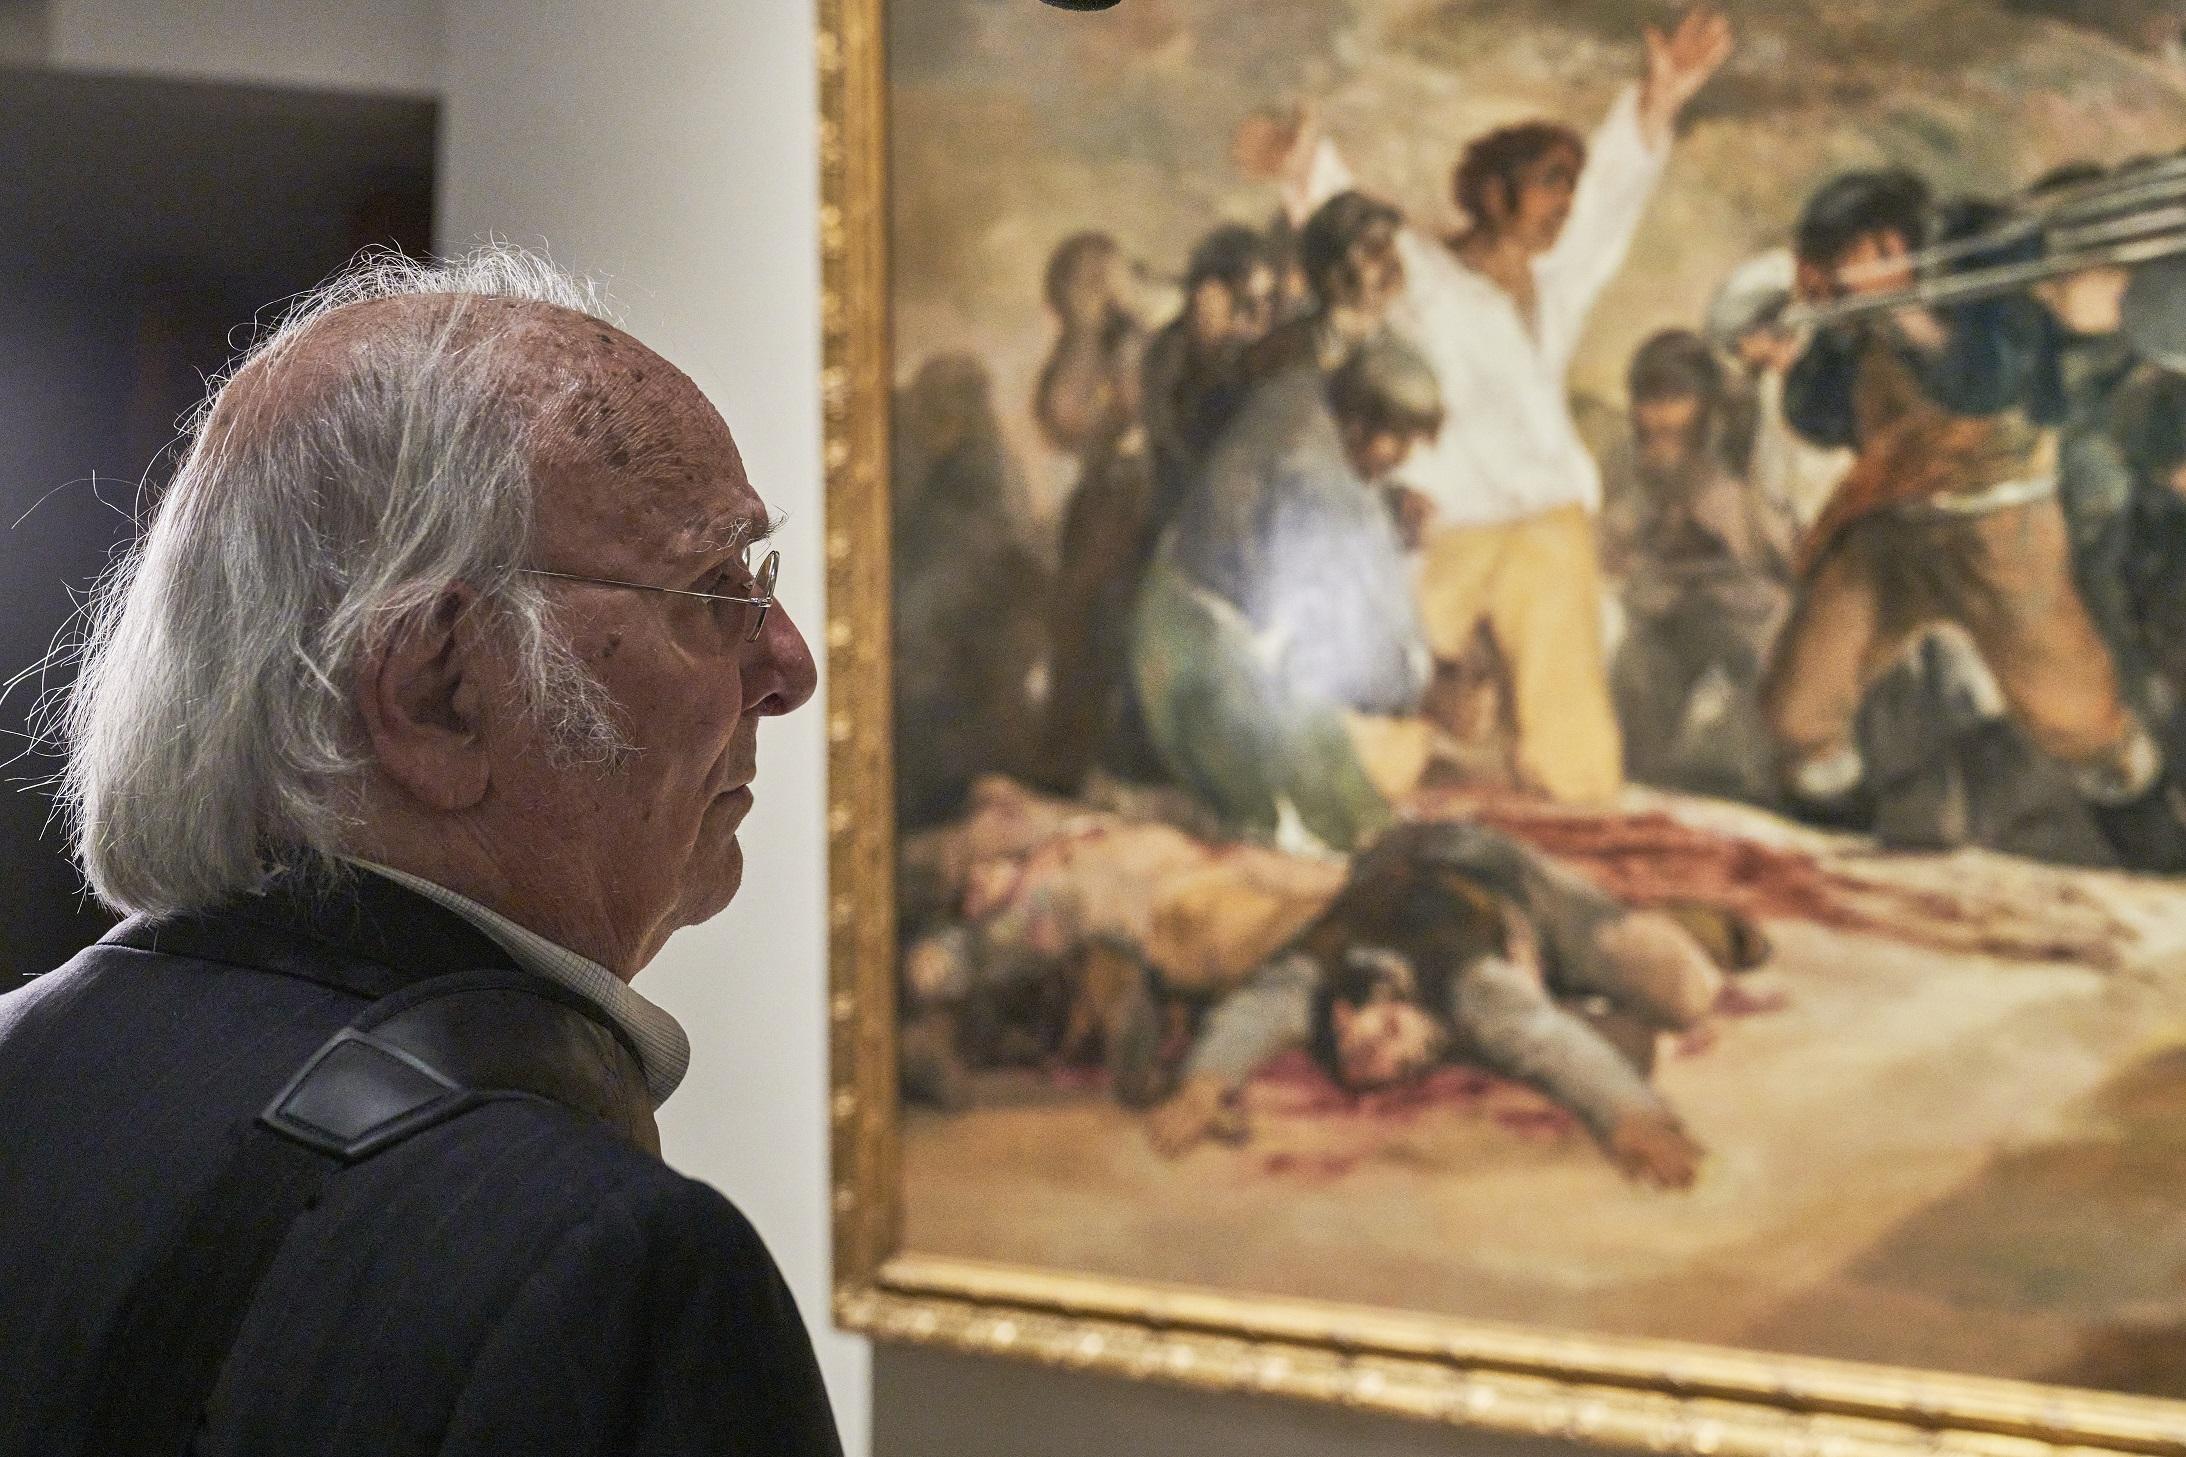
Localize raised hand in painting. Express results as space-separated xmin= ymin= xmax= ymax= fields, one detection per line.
xmin=1637 ymin=5 xmax=1734 ymax=145
xmin=1231 ymin=101 xmax=1296 ymax=178
xmin=1232 ymin=98 xmax=1323 ymax=192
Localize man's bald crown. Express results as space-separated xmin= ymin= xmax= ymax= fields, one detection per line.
xmin=204 ymin=293 xmax=716 ymax=491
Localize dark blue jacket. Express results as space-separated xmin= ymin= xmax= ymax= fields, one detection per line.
xmin=1785 ymin=202 xmax=2068 ymax=450
xmin=0 ymin=872 xmax=840 ymax=1456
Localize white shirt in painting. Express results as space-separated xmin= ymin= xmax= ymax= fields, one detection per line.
xmin=1749 ymin=366 xmax=1852 ymax=532
xmin=1291 ymin=87 xmax=1668 ymax=528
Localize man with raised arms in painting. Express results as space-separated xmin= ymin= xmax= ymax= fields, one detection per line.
xmin=1279 ymin=6 xmax=1735 ymax=806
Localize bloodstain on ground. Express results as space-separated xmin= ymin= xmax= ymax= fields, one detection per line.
xmin=1239 ymin=1051 xmax=1580 ymax=1182
xmin=1413 ymin=792 xmax=2139 ymax=971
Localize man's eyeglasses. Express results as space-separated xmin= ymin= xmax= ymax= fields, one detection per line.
xmin=523 ymin=549 xmax=781 ymax=643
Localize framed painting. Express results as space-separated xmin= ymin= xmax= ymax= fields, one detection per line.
xmin=820 ymin=1 xmax=2186 ymax=1452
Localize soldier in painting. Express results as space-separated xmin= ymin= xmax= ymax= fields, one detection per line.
xmin=2098 ymin=365 xmax=2186 ymax=755
xmin=1765 ymin=168 xmax=2186 ymax=868
xmin=1704 ymin=248 xmax=1852 ymax=535
xmin=2021 ymin=164 xmax=2178 ymax=733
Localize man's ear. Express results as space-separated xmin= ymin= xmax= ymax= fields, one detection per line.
xmin=357 ymin=584 xmax=492 ymax=812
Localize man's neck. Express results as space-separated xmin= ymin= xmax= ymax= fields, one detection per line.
xmin=344 ymin=821 xmax=643 ymax=981
xmin=1454 ymin=229 xmax=1538 ymax=306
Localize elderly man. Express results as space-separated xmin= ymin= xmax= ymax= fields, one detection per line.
xmin=0 ymin=250 xmax=835 ymax=1455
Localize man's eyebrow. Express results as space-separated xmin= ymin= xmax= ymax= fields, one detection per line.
xmin=682 ymin=510 xmax=787 ymax=557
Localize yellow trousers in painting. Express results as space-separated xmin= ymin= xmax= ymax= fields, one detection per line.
xmin=1416 ymin=504 xmax=1624 ymax=804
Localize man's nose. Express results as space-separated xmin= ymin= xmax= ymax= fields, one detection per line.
xmin=744 ymin=599 xmax=819 ymax=717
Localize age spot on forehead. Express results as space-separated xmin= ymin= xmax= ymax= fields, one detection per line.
xmin=525 ymin=315 xmax=759 ymax=572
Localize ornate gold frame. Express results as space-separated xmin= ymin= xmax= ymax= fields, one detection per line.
xmin=816 ymin=3 xmax=2186 ymax=1451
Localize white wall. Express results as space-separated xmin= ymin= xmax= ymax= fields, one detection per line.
xmin=46 ymin=0 xmax=439 ymax=93
xmin=0 ymin=0 xmax=49 ymax=64
xmin=434 ymin=0 xmax=871 ymax=1449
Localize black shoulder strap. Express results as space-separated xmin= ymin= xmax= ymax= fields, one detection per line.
xmin=77 ymin=968 xmax=656 ymax=1457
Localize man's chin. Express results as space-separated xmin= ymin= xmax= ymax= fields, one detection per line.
xmin=673 ymin=837 xmax=746 ymax=934
xmin=709 ymin=839 xmax=746 ymax=912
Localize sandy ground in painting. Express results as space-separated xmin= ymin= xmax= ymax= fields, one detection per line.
xmin=901 ymin=801 xmax=2186 ymax=1394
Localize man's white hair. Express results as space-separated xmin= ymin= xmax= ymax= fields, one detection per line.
xmin=58 ymin=244 xmax=632 ymax=917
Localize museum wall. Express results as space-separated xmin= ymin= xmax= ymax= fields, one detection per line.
xmin=45 ymin=0 xmax=438 ymax=93
xmin=435 ymin=0 xmax=874 ymax=1448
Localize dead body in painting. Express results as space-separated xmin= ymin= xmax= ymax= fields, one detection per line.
xmin=898 ymin=780 xmax=1765 ymax=1189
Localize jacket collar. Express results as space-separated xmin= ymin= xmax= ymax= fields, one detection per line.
xmin=99 ymin=868 xmax=525 ymax=1004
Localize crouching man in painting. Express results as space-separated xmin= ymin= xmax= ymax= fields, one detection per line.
xmin=0 ymin=250 xmax=839 ymax=1456
xmin=1603 ymin=328 xmax=1795 ymax=802
xmin=1130 ymin=335 xmax=1446 ymax=855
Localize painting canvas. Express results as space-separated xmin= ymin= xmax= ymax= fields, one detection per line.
xmin=822 ymin=1 xmax=2186 ymax=1448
